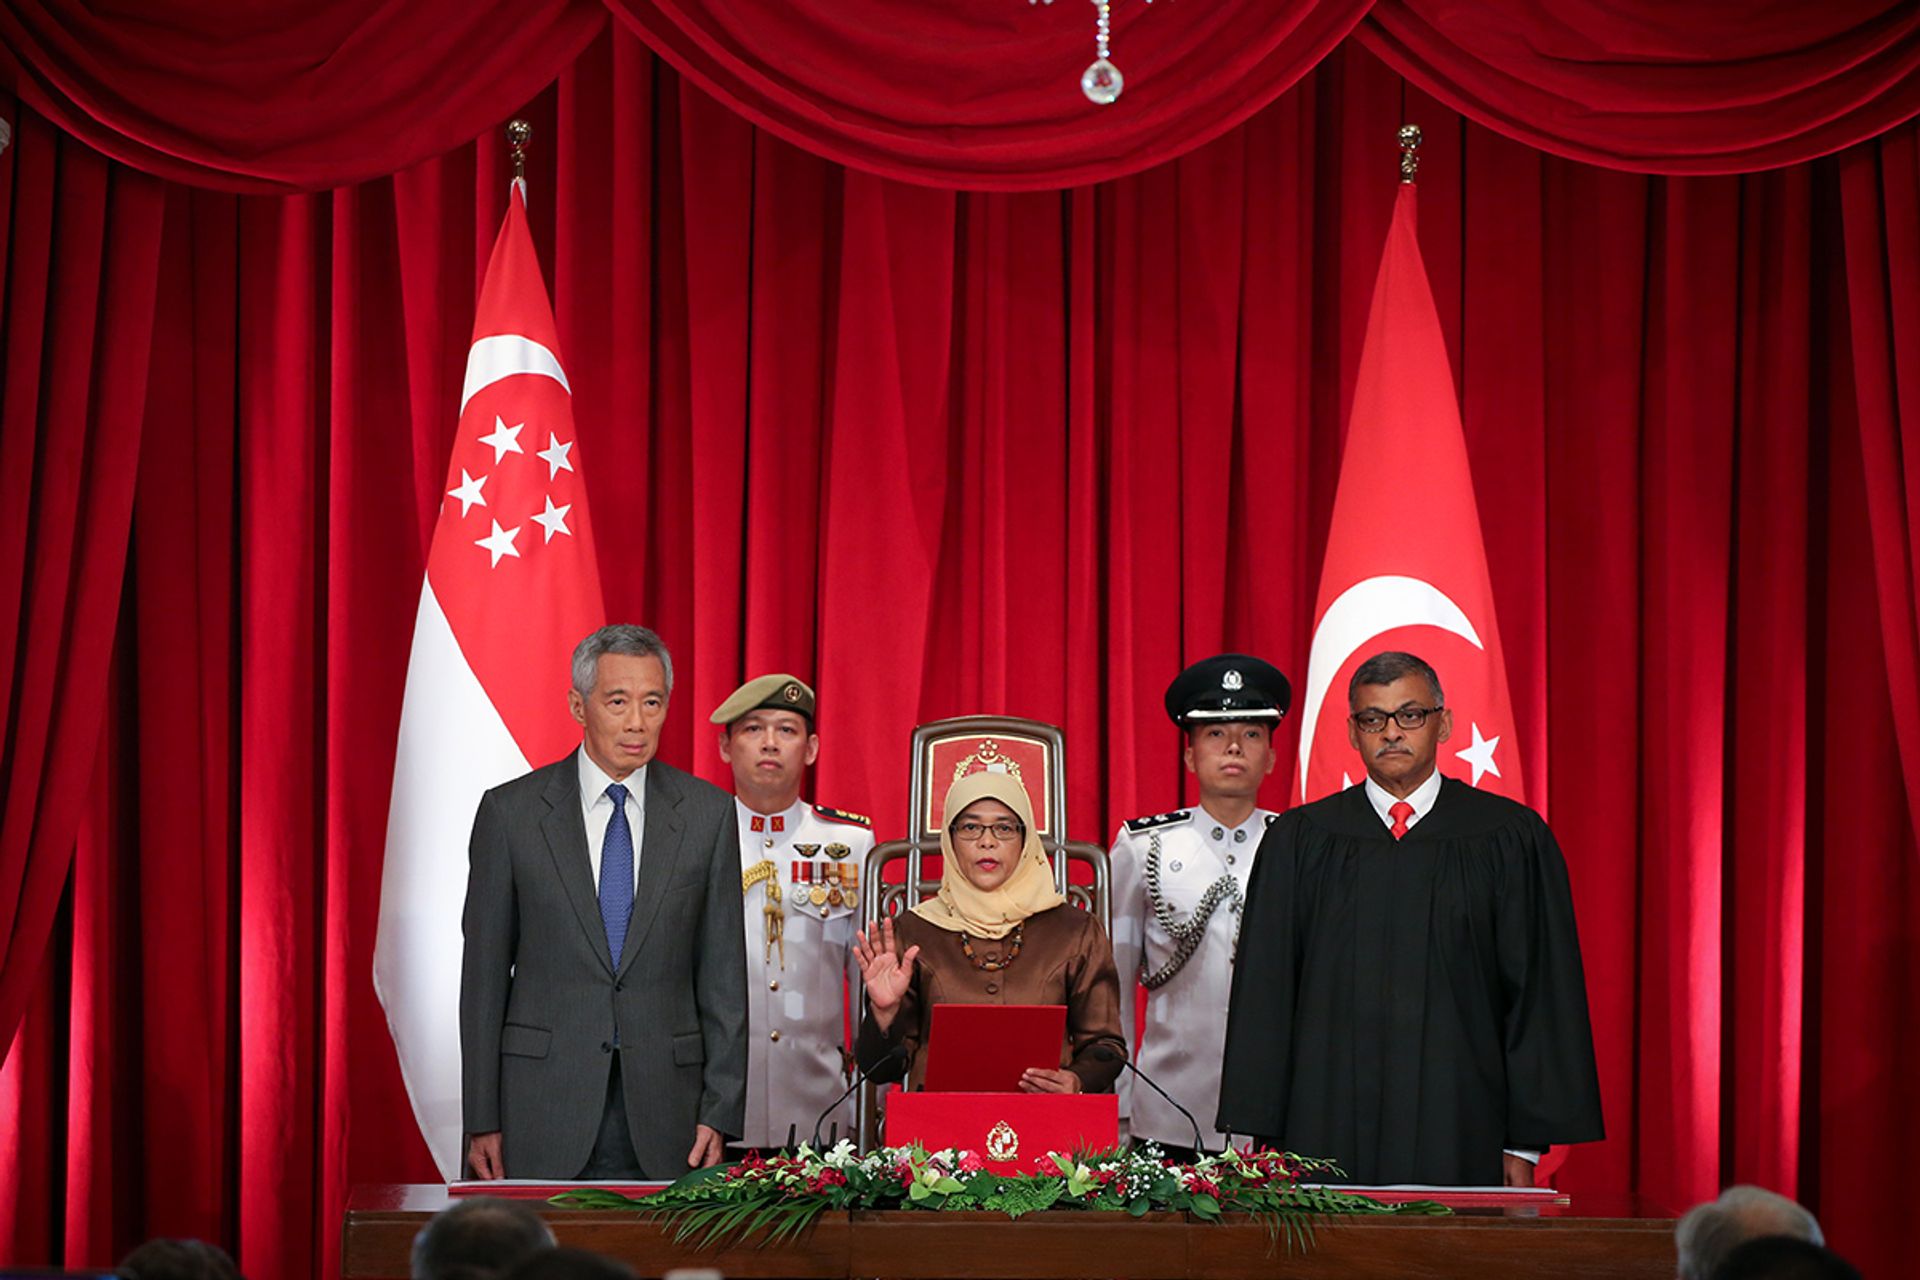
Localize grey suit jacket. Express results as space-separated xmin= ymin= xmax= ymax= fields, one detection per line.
xmin=460 ymin=752 xmax=747 ymax=1178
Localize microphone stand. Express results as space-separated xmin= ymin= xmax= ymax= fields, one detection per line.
xmin=810 ymin=1045 xmax=908 ymax=1149
xmin=1095 ymin=1046 xmax=1208 ymax=1156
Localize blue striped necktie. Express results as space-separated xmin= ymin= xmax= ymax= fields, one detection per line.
xmin=599 ymin=782 xmax=635 ymax=967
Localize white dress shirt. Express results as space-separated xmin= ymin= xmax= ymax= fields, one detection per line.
xmin=1359 ymin=767 xmax=1539 ymax=1168
xmin=1362 ymin=767 xmax=1443 ymax=832
xmin=577 ymin=748 xmax=644 ymax=895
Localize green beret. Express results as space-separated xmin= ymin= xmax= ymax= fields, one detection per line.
xmin=709 ymin=673 xmax=816 ymax=725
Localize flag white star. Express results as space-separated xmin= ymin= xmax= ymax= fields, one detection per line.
xmin=1455 ymin=722 xmax=1503 ymax=787
xmin=536 ymin=432 xmax=575 ymax=480
xmin=531 ymin=495 xmax=573 ymax=543
xmin=446 ymin=469 xmax=488 ymax=517
xmin=474 ymin=519 xmax=522 ymax=568
xmin=479 ymin=416 xmax=524 ymax=463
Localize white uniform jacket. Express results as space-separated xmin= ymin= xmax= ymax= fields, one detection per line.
xmin=735 ymin=797 xmax=874 ymax=1147
xmin=1109 ymin=805 xmax=1275 ymax=1149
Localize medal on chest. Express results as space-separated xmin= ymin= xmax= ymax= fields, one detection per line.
xmin=742 ymin=857 xmax=785 ymax=968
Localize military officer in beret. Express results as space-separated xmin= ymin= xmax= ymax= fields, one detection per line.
xmin=1108 ymin=654 xmax=1291 ymax=1159
xmin=712 ymin=674 xmax=875 ymax=1150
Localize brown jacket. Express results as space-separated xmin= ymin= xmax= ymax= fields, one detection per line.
xmin=856 ymin=904 xmax=1127 ymax=1092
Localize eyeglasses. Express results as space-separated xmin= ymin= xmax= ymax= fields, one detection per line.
xmin=1350 ymin=705 xmax=1443 ymax=733
xmin=952 ymin=820 xmax=1024 ymax=843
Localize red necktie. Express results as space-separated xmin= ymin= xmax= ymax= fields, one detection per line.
xmin=1389 ymin=801 xmax=1414 ymax=840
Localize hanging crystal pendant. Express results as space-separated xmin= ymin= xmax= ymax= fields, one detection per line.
xmin=1081 ymin=57 xmax=1123 ymax=104
xmin=1082 ymin=0 xmax=1121 ymax=103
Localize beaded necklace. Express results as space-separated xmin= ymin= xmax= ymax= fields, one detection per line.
xmin=959 ymin=923 xmax=1025 ymax=972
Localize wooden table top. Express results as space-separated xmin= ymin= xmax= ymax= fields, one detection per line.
xmin=344 ymin=1183 xmax=1679 ymax=1280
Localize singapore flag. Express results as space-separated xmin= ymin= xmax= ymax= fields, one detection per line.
xmin=1296 ymin=182 xmax=1524 ymax=807
xmin=374 ymin=183 xmax=605 ymax=1179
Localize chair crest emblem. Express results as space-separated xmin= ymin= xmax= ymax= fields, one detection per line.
xmin=951 ymin=738 xmax=1025 ymax=783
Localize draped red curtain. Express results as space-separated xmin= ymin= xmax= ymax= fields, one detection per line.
xmin=1360 ymin=0 xmax=1920 ymax=173
xmin=0 ymin=104 xmax=164 ymax=1188
xmin=600 ymin=0 xmax=1376 ymax=189
xmin=6 ymin=1 xmax=1920 ymax=192
xmin=3 ymin=12 xmax=1920 ymax=1280
xmin=0 ymin=0 xmax=606 ymax=191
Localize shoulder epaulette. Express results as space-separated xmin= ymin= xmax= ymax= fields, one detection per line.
xmin=813 ymin=803 xmax=871 ymax=828
xmin=1124 ymin=809 xmax=1192 ymax=834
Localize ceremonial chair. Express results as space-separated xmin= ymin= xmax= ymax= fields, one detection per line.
xmin=852 ymin=715 xmax=1110 ymax=1150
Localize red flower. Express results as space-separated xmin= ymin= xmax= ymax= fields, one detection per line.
xmin=957 ymin=1152 xmax=985 ymax=1174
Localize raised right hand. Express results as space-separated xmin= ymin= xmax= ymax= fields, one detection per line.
xmin=854 ymin=916 xmax=920 ymax=1013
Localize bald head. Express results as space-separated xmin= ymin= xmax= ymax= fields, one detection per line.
xmin=1675 ymin=1185 xmax=1823 ymax=1280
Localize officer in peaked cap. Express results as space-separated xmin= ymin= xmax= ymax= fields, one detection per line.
xmin=711 ymin=674 xmax=875 ymax=1152
xmin=1109 ymin=653 xmax=1291 ymax=1158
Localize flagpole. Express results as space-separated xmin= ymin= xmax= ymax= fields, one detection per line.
xmin=1398 ymin=123 xmax=1421 ymax=184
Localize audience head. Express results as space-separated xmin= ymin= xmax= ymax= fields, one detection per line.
xmin=1675 ymin=1185 xmax=1824 ymax=1280
xmin=1711 ymin=1235 xmax=1859 ymax=1280
xmin=504 ymin=1247 xmax=637 ymax=1280
xmin=118 ymin=1239 xmax=241 ymax=1280
xmin=411 ymin=1196 xmax=557 ymax=1280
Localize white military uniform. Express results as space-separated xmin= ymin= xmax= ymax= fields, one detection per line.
xmin=1109 ymin=803 xmax=1275 ymax=1149
xmin=736 ymin=796 xmax=874 ymax=1148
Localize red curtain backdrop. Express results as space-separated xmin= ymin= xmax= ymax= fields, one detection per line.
xmin=2 ymin=14 xmax=1920 ymax=1280
xmin=0 ymin=109 xmax=164 ymax=1236
xmin=600 ymin=0 xmax=1376 ymax=189
xmin=1360 ymin=0 xmax=1920 ymax=173
xmin=0 ymin=0 xmax=607 ymax=191
xmin=6 ymin=1 xmax=1920 ymax=192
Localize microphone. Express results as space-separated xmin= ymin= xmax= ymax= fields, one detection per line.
xmin=810 ymin=1045 xmax=909 ymax=1149
xmin=1090 ymin=1045 xmax=1208 ymax=1156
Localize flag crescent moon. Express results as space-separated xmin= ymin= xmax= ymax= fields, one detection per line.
xmin=460 ymin=334 xmax=571 ymax=413
xmin=1297 ymin=574 xmax=1485 ymax=801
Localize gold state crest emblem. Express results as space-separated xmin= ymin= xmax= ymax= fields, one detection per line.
xmin=985 ymin=1120 xmax=1020 ymax=1162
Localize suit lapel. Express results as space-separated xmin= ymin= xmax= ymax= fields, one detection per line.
xmin=540 ymin=755 xmax=613 ymax=975
xmin=618 ymin=763 xmax=687 ymax=977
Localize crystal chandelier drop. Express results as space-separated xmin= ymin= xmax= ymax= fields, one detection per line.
xmin=1031 ymin=0 xmax=1155 ymax=104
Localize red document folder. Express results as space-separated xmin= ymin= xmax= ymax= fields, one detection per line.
xmin=922 ymin=1003 xmax=1066 ymax=1092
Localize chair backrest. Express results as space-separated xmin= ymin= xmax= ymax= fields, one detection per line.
xmin=853 ymin=715 xmax=1110 ymax=1148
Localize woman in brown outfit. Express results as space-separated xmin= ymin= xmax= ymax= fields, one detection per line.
xmin=853 ymin=771 xmax=1127 ymax=1093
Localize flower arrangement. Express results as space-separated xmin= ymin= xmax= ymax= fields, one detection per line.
xmin=552 ymin=1141 xmax=1447 ymax=1253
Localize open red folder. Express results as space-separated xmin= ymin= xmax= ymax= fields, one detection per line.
xmin=922 ymin=1003 xmax=1066 ymax=1092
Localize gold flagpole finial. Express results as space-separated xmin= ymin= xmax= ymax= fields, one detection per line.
xmin=507 ymin=119 xmax=532 ymax=182
xmin=1398 ymin=124 xmax=1422 ymax=184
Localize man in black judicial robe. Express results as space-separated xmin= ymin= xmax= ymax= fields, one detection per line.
xmin=1217 ymin=650 xmax=1602 ymax=1187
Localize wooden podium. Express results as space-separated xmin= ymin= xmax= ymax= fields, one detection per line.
xmin=883 ymin=1093 xmax=1119 ymax=1174
xmin=343 ymin=1184 xmax=1678 ymax=1279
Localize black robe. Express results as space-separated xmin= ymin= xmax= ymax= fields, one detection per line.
xmin=1216 ymin=777 xmax=1603 ymax=1185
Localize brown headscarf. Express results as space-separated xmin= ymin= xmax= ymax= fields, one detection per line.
xmin=911 ymin=771 xmax=1066 ymax=939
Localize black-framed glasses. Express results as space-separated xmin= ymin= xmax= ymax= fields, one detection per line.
xmin=1350 ymin=705 xmax=1443 ymax=733
xmin=952 ymin=820 xmax=1024 ymax=843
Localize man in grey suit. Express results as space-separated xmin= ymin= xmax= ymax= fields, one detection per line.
xmin=461 ymin=624 xmax=746 ymax=1179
